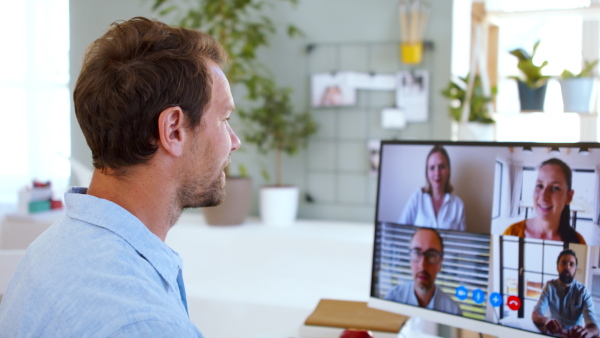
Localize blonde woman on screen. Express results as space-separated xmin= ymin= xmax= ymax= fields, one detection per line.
xmin=503 ymin=158 xmax=586 ymax=244
xmin=399 ymin=146 xmax=466 ymax=231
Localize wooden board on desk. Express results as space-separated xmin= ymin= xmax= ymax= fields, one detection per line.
xmin=300 ymin=299 xmax=407 ymax=337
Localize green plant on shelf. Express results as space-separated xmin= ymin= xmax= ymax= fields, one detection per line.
xmin=237 ymin=77 xmax=318 ymax=187
xmin=509 ymin=40 xmax=550 ymax=89
xmin=441 ymin=73 xmax=496 ymax=124
xmin=561 ymin=59 xmax=599 ymax=79
xmin=149 ymin=0 xmax=310 ymax=179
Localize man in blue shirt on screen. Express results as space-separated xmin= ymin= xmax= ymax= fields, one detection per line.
xmin=532 ymin=249 xmax=599 ymax=338
xmin=385 ymin=227 xmax=462 ymax=315
xmin=0 ymin=17 xmax=240 ymax=336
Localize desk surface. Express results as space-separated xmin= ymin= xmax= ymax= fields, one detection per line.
xmin=166 ymin=211 xmax=375 ymax=338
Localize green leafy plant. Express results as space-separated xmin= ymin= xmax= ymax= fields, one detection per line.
xmin=561 ymin=59 xmax=599 ymax=79
xmin=149 ymin=0 xmax=312 ymax=180
xmin=509 ymin=40 xmax=550 ymax=89
xmin=150 ymin=0 xmax=302 ymax=84
xmin=238 ymin=77 xmax=318 ymax=186
xmin=441 ymin=74 xmax=496 ymax=124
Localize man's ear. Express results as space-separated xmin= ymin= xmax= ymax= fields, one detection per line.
xmin=157 ymin=106 xmax=186 ymax=157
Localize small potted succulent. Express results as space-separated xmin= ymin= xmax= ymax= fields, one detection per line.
xmin=238 ymin=79 xmax=318 ymax=227
xmin=559 ymin=59 xmax=598 ymax=113
xmin=509 ymin=40 xmax=550 ymax=112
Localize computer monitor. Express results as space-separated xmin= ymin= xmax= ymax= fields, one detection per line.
xmin=368 ymin=141 xmax=600 ymax=337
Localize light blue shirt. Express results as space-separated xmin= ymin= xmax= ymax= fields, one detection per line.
xmin=399 ymin=190 xmax=466 ymax=231
xmin=384 ymin=281 xmax=463 ymax=316
xmin=533 ymin=279 xmax=599 ymax=330
xmin=0 ymin=187 xmax=202 ymax=337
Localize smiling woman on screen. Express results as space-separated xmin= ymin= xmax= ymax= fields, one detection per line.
xmin=399 ymin=146 xmax=466 ymax=231
xmin=503 ymin=158 xmax=586 ymax=244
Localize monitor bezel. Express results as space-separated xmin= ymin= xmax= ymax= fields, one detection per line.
xmin=368 ymin=140 xmax=600 ymax=337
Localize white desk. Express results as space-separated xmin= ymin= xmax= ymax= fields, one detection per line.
xmin=166 ymin=211 xmax=375 ymax=338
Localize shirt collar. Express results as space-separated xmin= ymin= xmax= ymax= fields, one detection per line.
xmin=64 ymin=187 xmax=182 ymax=290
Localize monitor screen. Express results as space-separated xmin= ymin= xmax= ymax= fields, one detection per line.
xmin=368 ymin=141 xmax=600 ymax=337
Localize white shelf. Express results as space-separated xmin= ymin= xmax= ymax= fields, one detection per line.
xmin=487 ymin=6 xmax=600 ymax=22
xmin=493 ymin=112 xmax=598 ymax=142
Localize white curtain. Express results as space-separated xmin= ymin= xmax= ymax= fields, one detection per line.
xmin=509 ymin=161 xmax=523 ymax=218
xmin=0 ymin=0 xmax=70 ymax=204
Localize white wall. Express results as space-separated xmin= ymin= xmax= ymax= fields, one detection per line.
xmin=69 ymin=1 xmax=458 ymax=222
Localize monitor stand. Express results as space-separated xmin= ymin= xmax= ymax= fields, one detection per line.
xmin=399 ymin=317 xmax=442 ymax=337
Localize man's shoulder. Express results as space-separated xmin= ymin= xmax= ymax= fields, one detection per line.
xmin=433 ymin=285 xmax=455 ymax=302
xmin=570 ymin=279 xmax=591 ymax=294
xmin=385 ymin=281 xmax=413 ymax=301
xmin=433 ymin=285 xmax=462 ymax=314
xmin=0 ymin=217 xmax=184 ymax=336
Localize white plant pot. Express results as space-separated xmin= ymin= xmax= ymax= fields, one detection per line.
xmin=451 ymin=121 xmax=495 ymax=141
xmin=259 ymin=186 xmax=299 ymax=227
xmin=559 ymin=77 xmax=597 ymax=113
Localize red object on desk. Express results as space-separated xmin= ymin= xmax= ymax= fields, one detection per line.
xmin=339 ymin=329 xmax=374 ymax=338
xmin=50 ymin=199 xmax=63 ymax=210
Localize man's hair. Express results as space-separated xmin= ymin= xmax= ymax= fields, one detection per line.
xmin=411 ymin=227 xmax=444 ymax=256
xmin=557 ymin=249 xmax=578 ymax=266
xmin=73 ymin=17 xmax=227 ymax=173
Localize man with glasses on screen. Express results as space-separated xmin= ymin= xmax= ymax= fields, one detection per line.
xmin=532 ymin=249 xmax=599 ymax=338
xmin=385 ymin=227 xmax=462 ymax=315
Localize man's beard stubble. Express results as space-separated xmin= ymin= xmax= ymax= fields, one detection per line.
xmin=414 ymin=270 xmax=434 ymax=293
xmin=559 ymin=270 xmax=574 ymax=285
xmin=177 ymin=158 xmax=229 ymax=210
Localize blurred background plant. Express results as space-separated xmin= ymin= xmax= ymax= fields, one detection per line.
xmin=561 ymin=59 xmax=599 ymax=79
xmin=509 ymin=40 xmax=550 ymax=89
xmin=441 ymin=73 xmax=496 ymax=124
xmin=149 ymin=0 xmax=316 ymax=181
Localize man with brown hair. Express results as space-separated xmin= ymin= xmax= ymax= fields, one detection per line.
xmin=0 ymin=17 xmax=240 ymax=336
xmin=532 ymin=249 xmax=599 ymax=338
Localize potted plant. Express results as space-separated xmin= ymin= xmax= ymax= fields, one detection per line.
xmin=149 ymin=0 xmax=303 ymax=225
xmin=202 ymin=164 xmax=252 ymax=225
xmin=238 ymin=78 xmax=318 ymax=227
xmin=441 ymin=73 xmax=496 ymax=141
xmin=559 ymin=59 xmax=599 ymax=113
xmin=509 ymin=40 xmax=550 ymax=112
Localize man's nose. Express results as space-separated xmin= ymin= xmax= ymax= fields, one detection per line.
xmin=229 ymin=126 xmax=241 ymax=151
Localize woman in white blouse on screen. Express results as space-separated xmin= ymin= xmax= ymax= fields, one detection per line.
xmin=399 ymin=145 xmax=466 ymax=231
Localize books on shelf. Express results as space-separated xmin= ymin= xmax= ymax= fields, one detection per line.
xmin=299 ymin=299 xmax=408 ymax=338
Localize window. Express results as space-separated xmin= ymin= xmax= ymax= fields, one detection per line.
xmin=482 ymin=0 xmax=599 ymax=142
xmin=0 ymin=0 xmax=70 ymax=204
xmin=499 ymin=236 xmax=563 ymax=320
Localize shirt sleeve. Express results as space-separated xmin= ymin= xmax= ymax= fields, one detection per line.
xmin=581 ymin=286 xmax=600 ymax=328
xmin=533 ymin=282 xmax=551 ymax=317
xmin=456 ymin=196 xmax=466 ymax=231
xmin=399 ymin=191 xmax=419 ymax=225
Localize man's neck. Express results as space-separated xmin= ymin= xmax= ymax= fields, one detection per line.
xmin=86 ymin=166 xmax=178 ymax=241
xmin=414 ymin=283 xmax=435 ymax=308
xmin=558 ymin=279 xmax=572 ymax=288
